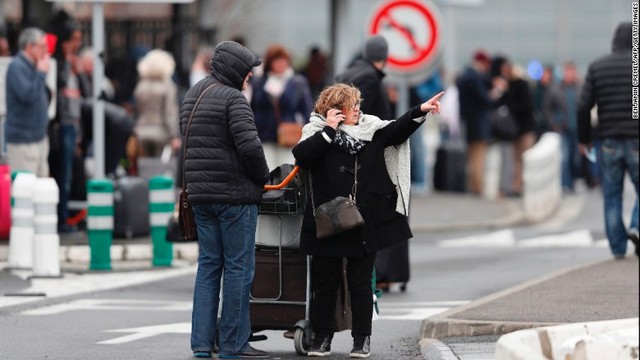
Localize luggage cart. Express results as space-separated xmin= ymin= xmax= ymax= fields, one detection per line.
xmin=250 ymin=165 xmax=314 ymax=355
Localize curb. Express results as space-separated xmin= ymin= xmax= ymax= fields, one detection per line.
xmin=419 ymin=338 xmax=458 ymax=360
xmin=0 ymin=242 xmax=199 ymax=268
xmin=420 ymin=259 xmax=610 ymax=340
xmin=60 ymin=242 xmax=199 ymax=263
xmin=494 ymin=318 xmax=639 ymax=360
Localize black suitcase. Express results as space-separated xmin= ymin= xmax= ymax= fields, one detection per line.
xmin=250 ymin=249 xmax=352 ymax=332
xmin=433 ymin=141 xmax=467 ymax=192
xmin=375 ymin=240 xmax=410 ymax=292
xmin=113 ymin=176 xmax=150 ymax=238
xmin=250 ymin=248 xmax=308 ymax=331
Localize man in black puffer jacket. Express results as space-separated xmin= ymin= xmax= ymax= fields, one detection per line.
xmin=180 ymin=41 xmax=269 ymax=359
xmin=335 ymin=35 xmax=392 ymax=120
xmin=578 ymin=22 xmax=639 ymax=259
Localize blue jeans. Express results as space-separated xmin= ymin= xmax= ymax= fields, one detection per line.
xmin=190 ymin=203 xmax=258 ymax=355
xmin=596 ymin=138 xmax=639 ymax=256
xmin=57 ymin=124 xmax=76 ymax=227
xmin=560 ymin=131 xmax=580 ymax=190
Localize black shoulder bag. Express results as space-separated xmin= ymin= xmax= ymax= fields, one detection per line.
xmin=310 ymin=157 xmax=365 ymax=239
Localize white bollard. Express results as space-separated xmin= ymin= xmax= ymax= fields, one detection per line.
xmin=8 ymin=173 xmax=37 ymax=269
xmin=32 ymin=178 xmax=60 ymax=277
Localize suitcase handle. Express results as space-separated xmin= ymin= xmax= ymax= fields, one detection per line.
xmin=263 ymin=166 xmax=300 ymax=191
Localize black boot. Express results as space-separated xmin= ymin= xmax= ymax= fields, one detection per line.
xmin=349 ymin=335 xmax=371 ymax=358
xmin=307 ymin=333 xmax=332 ymax=357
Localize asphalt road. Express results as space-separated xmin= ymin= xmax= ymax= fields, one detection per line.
xmin=1 ymin=183 xmax=628 ymax=360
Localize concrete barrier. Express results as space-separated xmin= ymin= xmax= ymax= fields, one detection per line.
xmin=495 ymin=318 xmax=639 ymax=360
xmin=8 ymin=172 xmax=37 ymax=269
xmin=32 ymin=178 xmax=60 ymax=277
xmin=522 ymin=133 xmax=562 ymax=223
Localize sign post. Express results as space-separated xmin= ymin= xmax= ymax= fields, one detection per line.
xmin=366 ymin=0 xmax=443 ymax=115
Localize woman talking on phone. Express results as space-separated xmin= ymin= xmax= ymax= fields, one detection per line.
xmin=293 ymin=83 xmax=443 ymax=358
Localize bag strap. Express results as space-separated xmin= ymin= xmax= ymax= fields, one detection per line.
xmin=310 ymin=156 xmax=358 ymax=216
xmin=182 ymin=82 xmax=220 ymax=191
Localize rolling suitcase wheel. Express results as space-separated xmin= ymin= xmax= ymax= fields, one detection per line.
xmin=293 ymin=320 xmax=313 ymax=356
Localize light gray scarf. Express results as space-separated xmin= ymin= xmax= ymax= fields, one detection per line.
xmin=301 ymin=112 xmax=411 ymax=215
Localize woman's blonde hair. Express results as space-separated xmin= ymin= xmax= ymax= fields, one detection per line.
xmin=314 ymin=83 xmax=362 ymax=116
xmin=137 ymin=49 xmax=176 ymax=80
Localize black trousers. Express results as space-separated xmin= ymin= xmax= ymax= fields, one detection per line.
xmin=311 ymin=253 xmax=376 ymax=337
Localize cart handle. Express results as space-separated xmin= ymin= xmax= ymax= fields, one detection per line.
xmin=263 ymin=166 xmax=300 ymax=191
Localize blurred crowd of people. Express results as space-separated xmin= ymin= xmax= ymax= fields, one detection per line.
xmin=1 ymin=10 xmax=635 ymax=235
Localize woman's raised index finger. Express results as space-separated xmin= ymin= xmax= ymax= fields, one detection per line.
xmin=432 ymin=91 xmax=445 ymax=101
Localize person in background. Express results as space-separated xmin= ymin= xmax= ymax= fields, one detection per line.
xmin=578 ymin=22 xmax=639 ymax=259
xmin=293 ymin=83 xmax=443 ymax=357
xmin=50 ymin=19 xmax=83 ymax=233
xmin=532 ymin=64 xmax=554 ymax=138
xmin=335 ymin=35 xmax=391 ymax=120
xmin=181 ymin=41 xmax=269 ymax=359
xmin=4 ymin=27 xmax=51 ymax=177
xmin=546 ymin=62 xmax=582 ymax=193
xmin=456 ymin=50 xmax=506 ymax=195
xmin=0 ymin=35 xmax=10 ymax=56
xmin=250 ymin=44 xmax=313 ymax=169
xmin=133 ymin=49 xmax=181 ymax=157
xmin=189 ymin=45 xmax=214 ymax=87
xmin=303 ymin=46 xmax=331 ymax=100
xmin=412 ymin=68 xmax=445 ymax=194
xmin=76 ymin=47 xmax=133 ymax=177
xmin=491 ymin=56 xmax=536 ymax=196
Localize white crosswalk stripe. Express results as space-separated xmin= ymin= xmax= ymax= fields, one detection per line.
xmin=377 ymin=301 xmax=468 ymax=321
xmin=437 ymin=229 xmax=617 ymax=248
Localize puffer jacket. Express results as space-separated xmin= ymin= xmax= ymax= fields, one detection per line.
xmin=578 ymin=22 xmax=637 ymax=143
xmin=335 ymin=59 xmax=391 ymax=120
xmin=179 ymin=41 xmax=269 ymax=205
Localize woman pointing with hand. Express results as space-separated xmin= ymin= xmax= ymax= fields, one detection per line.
xmin=293 ymin=84 xmax=443 ymax=358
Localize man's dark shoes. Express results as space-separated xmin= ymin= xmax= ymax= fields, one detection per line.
xmin=349 ymin=335 xmax=371 ymax=358
xmin=307 ymin=334 xmax=332 ymax=357
xmin=218 ymin=345 xmax=268 ymax=359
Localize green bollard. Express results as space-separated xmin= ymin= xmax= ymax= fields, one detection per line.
xmin=149 ymin=176 xmax=174 ymax=267
xmin=87 ymin=179 xmax=114 ymax=271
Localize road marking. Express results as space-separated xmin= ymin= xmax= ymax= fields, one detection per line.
xmin=99 ymin=322 xmax=190 ymax=345
xmin=21 ymin=298 xmax=192 ymax=315
xmin=438 ymin=229 xmax=515 ymax=247
xmin=518 ymin=229 xmax=593 ymax=247
xmin=0 ymin=265 xmax=197 ymax=309
xmin=381 ymin=301 xmax=469 ymax=307
xmin=436 ymin=229 xmax=613 ymax=248
xmin=378 ymin=307 xmax=451 ymax=321
xmin=377 ymin=301 xmax=469 ymax=321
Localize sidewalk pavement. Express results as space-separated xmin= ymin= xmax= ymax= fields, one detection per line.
xmin=2 ymin=190 xmax=638 ymax=359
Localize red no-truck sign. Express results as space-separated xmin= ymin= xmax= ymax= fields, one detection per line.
xmin=367 ymin=0 xmax=442 ymax=74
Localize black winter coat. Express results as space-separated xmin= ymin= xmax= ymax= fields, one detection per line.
xmin=335 ymin=59 xmax=392 ymax=120
xmin=180 ymin=42 xmax=269 ymax=205
xmin=293 ymin=106 xmax=428 ymax=258
xmin=578 ymin=22 xmax=638 ymax=143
